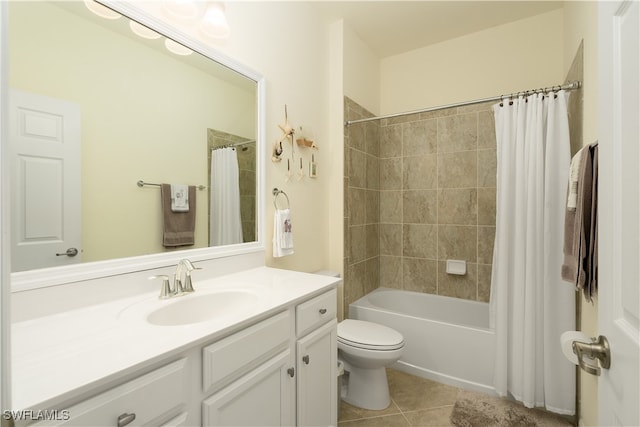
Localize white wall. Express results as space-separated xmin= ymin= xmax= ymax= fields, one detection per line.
xmin=380 ymin=9 xmax=565 ymax=114
xmin=343 ymin=24 xmax=381 ymax=116
xmin=9 ymin=2 xmax=255 ymax=263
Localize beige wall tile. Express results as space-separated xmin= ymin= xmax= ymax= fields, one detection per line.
xmin=380 ymin=158 xmax=403 ymax=190
xmin=478 ymin=264 xmax=493 ymax=302
xmin=349 ymin=148 xmax=366 ymax=188
xmin=366 ymin=154 xmax=380 ymax=190
xmin=403 ymin=120 xmax=437 ymax=156
xmin=456 ymin=101 xmax=494 ymax=113
xmin=437 ymin=261 xmax=478 ymax=300
xmin=380 ymin=124 xmax=402 ymax=159
xmin=403 ymin=190 xmax=437 ymax=224
xmin=348 ymin=187 xmax=365 ymax=226
xmin=365 ymin=121 xmax=380 ymax=157
xmin=403 ymin=258 xmax=437 ymax=293
xmin=437 ymin=113 xmax=478 ymax=153
xmin=380 ymin=190 xmax=402 ymax=223
xmin=478 ymin=149 xmax=497 ymax=187
xmin=349 ymin=225 xmax=366 ymax=263
xmin=438 ymin=188 xmax=477 ymax=225
xmin=403 ymin=154 xmax=437 ymax=189
xmin=365 ymin=224 xmax=379 ymax=259
xmin=419 ymin=108 xmax=457 ymax=120
xmin=380 ymin=256 xmax=403 ymax=288
xmin=438 ymin=151 xmax=477 ymax=188
xmin=365 ymin=190 xmax=380 ymax=225
xmin=384 ymin=113 xmax=421 ymax=126
xmin=346 ymin=261 xmax=366 ymax=305
xmin=403 ymin=224 xmax=437 ymax=258
xmin=438 ymin=225 xmax=477 ymax=261
xmin=343 ymin=177 xmax=349 ymax=219
xmin=380 ymin=224 xmax=403 ymax=256
xmin=348 ymin=122 xmax=365 ymax=152
xmin=365 ymin=257 xmax=380 ymax=295
xmin=477 ymin=226 xmax=496 ymax=265
xmin=477 ymin=187 xmax=496 ymax=226
xmin=478 ymin=110 xmax=496 ymax=149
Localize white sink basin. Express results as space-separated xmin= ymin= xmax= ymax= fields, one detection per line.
xmin=146 ymin=290 xmax=259 ymax=326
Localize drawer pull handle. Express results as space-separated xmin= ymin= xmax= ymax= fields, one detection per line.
xmin=319 ymin=308 xmax=327 ymax=315
xmin=302 ymin=355 xmax=310 ymax=365
xmin=117 ymin=413 xmax=136 ymax=427
xmin=288 ymin=367 xmax=295 ymax=377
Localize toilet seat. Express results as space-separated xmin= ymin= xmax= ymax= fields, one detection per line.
xmin=338 ymin=319 xmax=404 ymax=351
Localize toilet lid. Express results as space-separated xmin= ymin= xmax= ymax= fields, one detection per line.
xmin=337 ymin=319 xmax=404 ymax=350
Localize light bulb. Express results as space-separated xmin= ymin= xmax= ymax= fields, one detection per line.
xmin=84 ymin=0 xmax=121 ymax=20
xmin=129 ymin=21 xmax=161 ymax=40
xmin=199 ymin=3 xmax=230 ymax=39
xmin=162 ymin=0 xmax=200 ymax=22
xmin=164 ymin=38 xmax=193 ymax=56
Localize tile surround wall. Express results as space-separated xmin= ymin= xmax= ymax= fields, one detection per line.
xmin=343 ymin=97 xmax=497 ymax=317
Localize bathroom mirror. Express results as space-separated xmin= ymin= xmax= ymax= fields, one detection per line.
xmin=6 ymin=1 xmax=265 ymax=287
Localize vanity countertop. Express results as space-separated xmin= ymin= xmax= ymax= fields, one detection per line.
xmin=11 ymin=266 xmax=340 ymax=411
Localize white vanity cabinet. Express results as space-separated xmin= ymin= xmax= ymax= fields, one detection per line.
xmin=295 ymin=289 xmax=337 ymax=427
xmin=32 ymin=358 xmax=190 ymax=427
xmin=202 ymin=289 xmax=337 ymax=427
xmin=17 ymin=277 xmax=338 ymax=427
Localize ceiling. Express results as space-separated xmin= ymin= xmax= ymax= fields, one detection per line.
xmin=312 ymin=1 xmax=564 ymax=58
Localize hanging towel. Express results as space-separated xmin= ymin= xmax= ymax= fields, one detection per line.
xmin=171 ymin=184 xmax=189 ymax=212
xmin=161 ymin=184 xmax=196 ymax=247
xmin=567 ymin=148 xmax=584 ymax=210
xmin=273 ymin=208 xmax=294 ymax=257
xmin=561 ymin=143 xmax=598 ymax=302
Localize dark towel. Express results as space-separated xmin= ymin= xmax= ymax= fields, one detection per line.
xmin=561 ymin=143 xmax=598 ymax=302
xmin=161 ymin=184 xmax=196 ymax=247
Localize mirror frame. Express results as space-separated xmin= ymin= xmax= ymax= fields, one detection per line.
xmin=5 ymin=1 xmax=266 ymax=292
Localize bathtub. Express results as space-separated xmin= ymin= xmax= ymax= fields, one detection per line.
xmin=349 ymin=287 xmax=496 ymax=395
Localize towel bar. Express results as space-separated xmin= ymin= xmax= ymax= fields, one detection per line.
xmin=273 ymin=188 xmax=290 ymax=209
xmin=137 ymin=180 xmax=206 ymax=191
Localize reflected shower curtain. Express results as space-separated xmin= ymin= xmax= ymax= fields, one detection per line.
xmin=490 ymin=91 xmax=575 ymax=414
xmin=210 ymin=147 xmax=243 ymax=246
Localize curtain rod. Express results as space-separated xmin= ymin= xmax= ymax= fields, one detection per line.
xmin=211 ymin=140 xmax=255 ymax=150
xmin=345 ymin=80 xmax=581 ymax=126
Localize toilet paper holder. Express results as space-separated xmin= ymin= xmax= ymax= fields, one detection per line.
xmin=572 ymin=335 xmax=611 ymax=376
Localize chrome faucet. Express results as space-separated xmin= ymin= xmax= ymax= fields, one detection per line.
xmin=173 ymin=258 xmax=200 ymax=295
xmin=149 ymin=259 xmax=201 ymax=299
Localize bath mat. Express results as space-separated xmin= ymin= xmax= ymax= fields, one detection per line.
xmin=449 ymin=390 xmax=573 ymax=427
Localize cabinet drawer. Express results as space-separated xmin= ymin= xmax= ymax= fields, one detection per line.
xmin=34 ymin=358 xmax=187 ymax=426
xmin=296 ymin=289 xmax=336 ymax=337
xmin=203 ymin=311 xmax=290 ymax=393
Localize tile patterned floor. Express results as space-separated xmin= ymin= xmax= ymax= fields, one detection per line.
xmin=338 ymin=368 xmax=459 ymax=427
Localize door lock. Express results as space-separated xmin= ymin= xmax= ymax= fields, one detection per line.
xmin=572 ymin=335 xmax=611 ymax=376
xmin=56 ymin=248 xmax=79 ymax=257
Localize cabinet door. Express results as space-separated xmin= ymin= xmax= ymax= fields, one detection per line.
xmin=202 ymin=350 xmax=295 ymax=427
xmin=297 ymin=320 xmax=337 ymax=427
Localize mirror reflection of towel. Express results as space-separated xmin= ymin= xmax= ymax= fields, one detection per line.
xmin=171 ymin=184 xmax=189 ymax=212
xmin=161 ymin=184 xmax=196 ymax=247
xmin=273 ymin=209 xmax=294 ymax=257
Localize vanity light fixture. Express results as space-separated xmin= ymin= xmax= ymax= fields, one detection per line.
xmin=162 ymin=0 xmax=202 ymax=22
xmin=164 ymin=38 xmax=193 ymax=56
xmin=84 ymin=0 xmax=121 ymax=20
xmin=199 ymin=2 xmax=230 ymax=40
xmin=129 ymin=21 xmax=161 ymax=40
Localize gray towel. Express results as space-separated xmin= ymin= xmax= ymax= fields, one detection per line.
xmin=161 ymin=184 xmax=196 ymax=247
xmin=561 ymin=143 xmax=598 ymax=302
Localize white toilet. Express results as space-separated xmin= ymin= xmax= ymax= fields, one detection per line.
xmin=337 ymin=319 xmax=405 ymax=410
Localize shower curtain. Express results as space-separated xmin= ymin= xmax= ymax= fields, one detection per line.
xmin=210 ymin=147 xmax=243 ymax=246
xmin=490 ymin=91 xmax=575 ymax=414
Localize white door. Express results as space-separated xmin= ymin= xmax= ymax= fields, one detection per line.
xmin=9 ymin=89 xmax=81 ymax=272
xmin=598 ymin=1 xmax=640 ymax=425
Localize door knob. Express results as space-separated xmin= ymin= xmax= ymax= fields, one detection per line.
xmin=56 ymin=248 xmax=78 ymax=257
xmin=302 ymin=355 xmax=310 ymax=365
xmin=572 ymin=335 xmax=611 ymax=376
